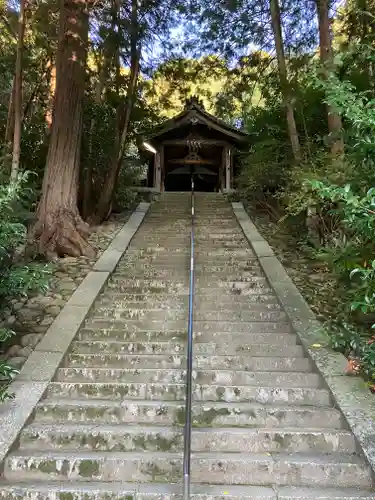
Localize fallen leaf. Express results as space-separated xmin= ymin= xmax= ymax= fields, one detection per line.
xmin=345 ymin=359 xmax=361 ymax=376
xmin=311 ymin=343 xmax=322 ymax=348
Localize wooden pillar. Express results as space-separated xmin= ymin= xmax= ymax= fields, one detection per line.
xmin=225 ymin=146 xmax=231 ymax=191
xmin=220 ymin=147 xmax=226 ymax=191
xmin=160 ymin=145 xmax=165 ymax=192
xmin=154 ymin=150 xmax=161 ymax=192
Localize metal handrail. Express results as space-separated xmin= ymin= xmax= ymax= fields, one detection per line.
xmin=183 ymin=175 xmax=195 ymax=499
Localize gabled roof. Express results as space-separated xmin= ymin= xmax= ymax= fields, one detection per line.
xmin=145 ymin=96 xmax=248 ymax=145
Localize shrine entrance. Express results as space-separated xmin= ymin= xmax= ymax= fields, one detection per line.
xmin=165 ymin=165 xmax=217 ymax=192
xmin=141 ymin=97 xmax=248 ymax=192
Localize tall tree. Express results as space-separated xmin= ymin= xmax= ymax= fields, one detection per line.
xmin=270 ymin=0 xmax=301 ymax=162
xmin=316 ymin=0 xmax=344 ymax=155
xmin=89 ymin=0 xmax=141 ymax=223
xmin=10 ymin=0 xmax=26 ymax=181
xmin=29 ymin=0 xmax=94 ymax=258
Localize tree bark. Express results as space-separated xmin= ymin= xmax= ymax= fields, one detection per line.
xmin=270 ymin=0 xmax=301 ymax=163
xmin=10 ymin=0 xmax=26 ymax=182
xmin=316 ymin=0 xmax=344 ymax=156
xmin=90 ymin=0 xmax=140 ymax=224
xmin=29 ymin=0 xmax=94 ymax=259
xmin=1 ymin=77 xmax=15 ymax=166
xmin=45 ymin=62 xmax=56 ymax=129
xmin=4 ymin=76 xmax=15 ymax=145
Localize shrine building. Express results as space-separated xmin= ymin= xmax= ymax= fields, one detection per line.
xmin=140 ymin=97 xmax=248 ymax=192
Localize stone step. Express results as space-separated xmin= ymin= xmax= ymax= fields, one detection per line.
xmin=110 ymin=276 xmax=272 ymax=288
xmin=113 ymin=270 xmax=267 ymax=280
xmin=1 ymin=483 xmax=375 ymax=500
xmin=19 ymin=424 xmax=357 ymax=454
xmin=125 ymin=249 xmax=254 ymax=257
xmin=125 ymin=249 xmax=190 ymax=256
xmin=66 ymin=353 xmax=311 ymax=372
xmin=97 ymin=292 xmax=280 ymax=305
xmin=76 ymin=330 xmax=187 ymax=343
xmin=138 ymin=224 xmax=236 ymax=230
xmin=84 ymin=319 xmax=293 ymax=334
xmin=71 ymin=338 xmax=302 ymax=356
xmin=194 ymin=277 xmax=270 ymax=287
xmin=91 ymin=308 xmax=288 ymax=323
xmin=131 ymin=242 xmax=248 ymax=251
xmin=46 ymin=382 xmax=186 ymax=401
xmin=46 ymin=382 xmax=331 ymax=405
xmin=34 ymin=399 xmax=345 ymax=429
xmin=96 ymin=297 xmax=282 ymax=311
xmin=132 ymin=235 xmax=245 ymax=242
xmin=4 ymin=451 xmax=372 ymax=488
xmin=106 ymin=279 xmax=188 ymax=290
xmin=75 ymin=331 xmax=299 ymax=346
xmin=103 ymin=285 xmax=274 ymax=296
xmin=194 ymin=288 xmax=276 ymax=296
xmin=117 ymin=263 xmax=263 ymax=273
xmin=130 ymin=239 xmax=191 ymax=246
xmin=55 ymin=368 xmax=320 ymax=387
xmin=196 ymin=266 xmax=264 ymax=274
xmin=55 ymin=367 xmax=185 ymax=384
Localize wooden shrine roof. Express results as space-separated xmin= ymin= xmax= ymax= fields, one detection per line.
xmin=143 ymin=96 xmax=248 ymax=147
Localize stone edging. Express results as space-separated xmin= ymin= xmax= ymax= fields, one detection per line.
xmin=232 ymin=201 xmax=375 ymax=476
xmin=0 ymin=202 xmax=149 ymax=466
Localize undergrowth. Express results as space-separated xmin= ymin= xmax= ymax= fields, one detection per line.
xmin=0 ymin=173 xmax=51 ymax=402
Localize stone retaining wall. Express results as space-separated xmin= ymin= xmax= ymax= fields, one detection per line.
xmin=0 ymin=212 xmax=132 ymax=370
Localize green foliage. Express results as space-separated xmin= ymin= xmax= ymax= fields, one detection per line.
xmin=305 ymin=180 xmax=375 ymax=310
xmin=292 ymin=176 xmax=375 ymax=387
xmin=114 ymin=147 xmax=144 ymax=210
xmin=0 ymin=174 xmax=51 ymax=402
xmin=238 ymin=105 xmax=292 ymax=202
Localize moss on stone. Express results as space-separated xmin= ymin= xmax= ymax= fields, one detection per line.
xmin=216 ymin=386 xmax=225 ymax=401
xmin=193 ymin=407 xmax=231 ymax=427
xmin=133 ymin=432 xmax=181 ymax=452
xmin=59 ymin=494 xmax=74 ymax=500
xmin=78 ymin=460 xmax=100 ymax=478
xmin=37 ymin=460 xmax=60 ymax=474
xmin=175 ymin=406 xmax=186 ymax=425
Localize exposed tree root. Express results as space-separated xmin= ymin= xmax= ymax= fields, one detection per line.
xmin=29 ymin=207 xmax=96 ymax=260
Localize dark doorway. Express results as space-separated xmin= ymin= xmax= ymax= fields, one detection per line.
xmin=165 ymin=165 xmax=218 ymax=192
xmin=165 ymin=173 xmax=192 ymax=192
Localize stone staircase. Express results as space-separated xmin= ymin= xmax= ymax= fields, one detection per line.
xmin=1 ymin=192 xmax=374 ymax=499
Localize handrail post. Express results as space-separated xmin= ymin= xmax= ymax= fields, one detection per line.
xmin=183 ymin=174 xmax=195 ymax=499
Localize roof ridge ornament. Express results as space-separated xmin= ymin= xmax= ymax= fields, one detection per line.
xmin=185 ymin=95 xmax=205 ymax=111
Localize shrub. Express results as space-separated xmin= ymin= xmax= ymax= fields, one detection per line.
xmin=0 ymin=173 xmax=51 ymax=402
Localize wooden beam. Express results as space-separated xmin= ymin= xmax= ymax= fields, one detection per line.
xmin=169 ymin=158 xmax=216 ymax=165
xmin=162 ymin=139 xmax=231 ymax=147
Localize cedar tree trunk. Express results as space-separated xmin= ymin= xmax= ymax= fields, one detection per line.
xmin=270 ymin=0 xmax=301 ymax=163
xmin=29 ymin=0 xmax=94 ymax=259
xmin=316 ymin=0 xmax=344 ymax=156
xmin=45 ymin=62 xmax=56 ymax=129
xmin=4 ymin=76 xmax=15 ymax=145
xmin=10 ymin=0 xmax=26 ymax=181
